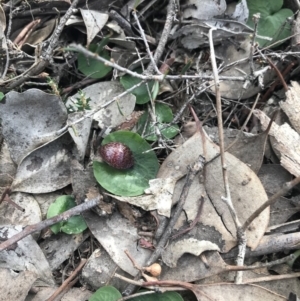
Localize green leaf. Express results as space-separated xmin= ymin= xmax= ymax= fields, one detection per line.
xmin=93 ymin=131 xmax=159 ymax=196
xmin=129 ymin=291 xmax=184 ymax=301
xmin=78 ymin=44 xmax=112 ymax=79
xmin=151 ymin=81 xmax=160 ymax=101
xmin=137 ymin=103 xmax=179 ymax=141
xmin=89 ymin=286 xmax=122 ymax=301
xmin=47 ymin=195 xmax=87 ymax=234
xmin=0 ymin=92 xmax=4 ymax=102
xmin=246 ymin=0 xmax=293 ymax=47
xmin=120 ymin=69 xmax=154 ymax=104
xmin=60 ymin=215 xmax=87 ymax=234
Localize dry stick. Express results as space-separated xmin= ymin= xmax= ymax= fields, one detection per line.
xmin=122 ymin=156 xmax=206 ymax=296
xmin=147 ymin=156 xmax=205 ymax=265
xmin=146 ymin=0 xmax=175 ymax=74
xmin=171 ymin=196 xmax=204 ymax=240
xmin=56 ymin=79 xmax=146 ymax=136
xmin=45 ymin=259 xmax=87 ymax=301
xmin=0 ymin=196 xmax=101 ymax=251
xmin=132 ymin=10 xmax=165 ymax=146
xmin=5 ymin=0 xmax=79 ymax=90
xmin=132 ymin=10 xmax=161 ymax=75
xmin=242 ymin=176 xmax=300 ymax=232
xmin=208 ymin=28 xmax=245 ymax=284
xmin=63 ymin=44 xmax=246 ymax=81
xmin=249 ymin=13 xmax=260 ymax=77
xmin=242 ymin=272 xmax=300 ymax=284
xmin=265 ymin=56 xmax=289 ymax=91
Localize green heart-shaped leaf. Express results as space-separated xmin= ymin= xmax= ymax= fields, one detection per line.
xmin=246 ymin=0 xmax=293 ymax=47
xmin=78 ymin=44 xmax=112 ymax=79
xmin=93 ymin=131 xmax=159 ymax=196
xmin=137 ymin=103 xmax=179 ymax=141
xmin=120 ymin=69 xmax=154 ymax=104
xmin=47 ymin=195 xmax=87 ymax=234
xmin=89 ymin=286 xmax=122 ymax=301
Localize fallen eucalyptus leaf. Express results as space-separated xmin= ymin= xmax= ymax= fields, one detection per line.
xmin=109 ymin=177 xmax=177 ymax=217
xmin=11 ymin=133 xmax=73 ymax=193
xmin=162 ymin=238 xmax=220 ymax=268
xmin=0 ymin=89 xmax=67 ymax=165
xmin=80 ymin=9 xmax=108 ymax=46
xmin=158 ymin=130 xmax=269 ymax=251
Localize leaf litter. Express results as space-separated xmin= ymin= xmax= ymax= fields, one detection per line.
xmin=0 ymin=0 xmax=300 ymax=300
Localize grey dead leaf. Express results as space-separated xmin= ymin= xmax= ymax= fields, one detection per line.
xmin=254 ymin=109 xmax=300 ymax=177
xmin=68 ymin=112 xmax=93 ymax=161
xmin=0 ymin=192 xmax=41 ymax=239
xmin=183 ymin=0 xmax=226 ymax=20
xmin=158 ymin=130 xmax=269 ymax=251
xmin=11 ymin=133 xmax=73 ymax=193
xmin=174 ymin=178 xmax=235 ymax=251
xmin=70 ymin=160 xmax=98 ymax=202
xmin=40 ymin=232 xmax=89 ymax=270
xmin=205 ymin=126 xmax=268 ymax=173
xmin=110 ymin=177 xmax=177 ymax=217
xmin=79 ymin=9 xmax=108 ymax=46
xmin=172 ymin=24 xmax=239 ymax=49
xmin=0 ymin=89 xmax=68 ymax=165
xmin=82 ymin=248 xmax=131 ymax=291
xmin=226 ymin=0 xmax=249 ymax=23
xmin=201 ymin=268 xmax=300 ymax=297
xmin=0 ymin=225 xmax=55 ymax=286
xmin=33 ymin=191 xmax=63 ymax=218
xmin=0 ymin=269 xmax=37 ymax=301
xmin=281 ymin=81 xmax=300 ymax=133
xmin=191 ymin=283 xmax=287 ymax=301
xmin=211 ymin=37 xmax=276 ymax=100
xmin=83 ymin=211 xmax=151 ymax=276
xmin=162 ymin=238 xmax=220 ymax=268
xmin=161 ymin=251 xmax=228 ymax=282
xmin=66 ymin=81 xmax=136 ymax=129
xmin=258 ymin=165 xmax=296 ymax=227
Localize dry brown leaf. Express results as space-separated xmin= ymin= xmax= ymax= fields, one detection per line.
xmin=254 ymin=109 xmax=300 ymax=177
xmin=281 ymin=81 xmax=300 ymax=133
xmin=174 ymin=177 xmax=235 ymax=251
xmin=158 ymin=130 xmax=269 ymax=251
xmin=205 ymin=126 xmax=268 ymax=173
xmin=162 ymin=238 xmax=220 ymax=268
xmin=109 ymin=177 xmax=177 ymax=217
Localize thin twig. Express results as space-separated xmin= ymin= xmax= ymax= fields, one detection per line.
xmin=242 ymin=176 xmax=300 ymax=232
xmin=146 ymin=0 xmax=176 ymax=74
xmin=45 ymin=259 xmax=87 ymax=301
xmin=249 ymin=13 xmax=260 ymax=76
xmin=0 ymin=196 xmax=101 ymax=251
xmin=132 ymin=10 xmax=161 ymax=74
xmin=208 ymin=27 xmax=245 ymax=283
xmin=56 ymin=79 xmax=146 ymax=136
xmin=43 ymin=0 xmax=80 ymax=61
xmin=171 ymin=196 xmax=204 ymax=240
xmin=265 ymin=57 xmax=289 ymax=91
xmin=63 ymin=44 xmax=247 ymax=81
xmin=4 ymin=0 xmax=79 ymax=90
xmin=122 ymin=156 xmax=205 ymax=296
